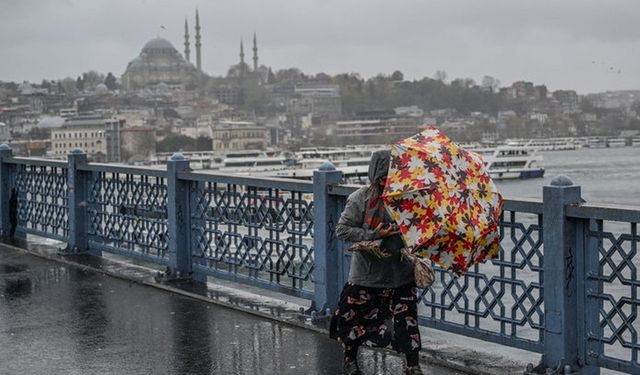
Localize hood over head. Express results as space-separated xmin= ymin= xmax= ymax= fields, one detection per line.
xmin=368 ymin=149 xmax=391 ymax=185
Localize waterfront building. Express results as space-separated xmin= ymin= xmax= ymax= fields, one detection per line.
xmin=50 ymin=116 xmax=124 ymax=162
xmin=211 ymin=120 xmax=268 ymax=151
xmin=331 ymin=111 xmax=428 ymax=145
xmin=287 ymin=83 xmax=342 ymax=118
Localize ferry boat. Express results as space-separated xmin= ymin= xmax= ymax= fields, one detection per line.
xmin=258 ymin=144 xmax=544 ymax=182
xmin=466 ymin=146 xmax=545 ymax=180
xmin=505 ymin=138 xmax=580 ymax=151
xmin=258 ymin=145 xmax=386 ymax=182
xmin=215 ymin=150 xmax=297 ymax=174
xmin=584 ymin=137 xmax=607 ymax=148
xmin=606 ymin=138 xmax=626 ymax=148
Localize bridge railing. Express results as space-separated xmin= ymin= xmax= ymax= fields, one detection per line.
xmin=0 ymin=147 xmax=638 ymax=375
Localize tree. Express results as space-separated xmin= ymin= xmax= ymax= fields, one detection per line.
xmin=40 ymin=79 xmax=51 ymax=90
xmin=267 ymin=67 xmax=276 ymax=84
xmin=390 ymin=70 xmax=404 ymax=81
xmin=156 ymin=134 xmax=198 ymax=152
xmin=314 ymin=72 xmax=332 ymax=82
xmin=195 ymin=136 xmax=213 ymax=151
xmin=104 ymin=72 xmax=117 ymax=90
xmin=61 ymin=77 xmax=78 ymax=94
xmin=451 ymin=78 xmax=475 ymax=89
xmin=434 ymin=70 xmax=447 ymax=82
xmin=481 ymin=75 xmax=500 ymax=92
xmin=76 ymin=76 xmax=84 ymax=91
xmin=81 ymin=70 xmax=105 ymax=91
xmin=241 ymin=80 xmax=270 ymax=113
xmin=274 ymin=67 xmax=304 ymax=83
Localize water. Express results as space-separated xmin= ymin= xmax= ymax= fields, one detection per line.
xmin=493 ymin=147 xmax=639 ymax=374
xmin=495 ymin=147 xmax=640 ymax=205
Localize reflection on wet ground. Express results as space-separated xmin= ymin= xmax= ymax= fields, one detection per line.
xmin=0 ymin=248 xmax=459 ymax=375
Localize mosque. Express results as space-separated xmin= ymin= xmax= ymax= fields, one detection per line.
xmin=121 ymin=9 xmax=261 ymax=91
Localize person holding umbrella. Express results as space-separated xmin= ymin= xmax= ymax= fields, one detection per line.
xmin=330 ymin=150 xmax=423 ymax=375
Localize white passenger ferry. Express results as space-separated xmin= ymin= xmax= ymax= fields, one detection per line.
xmin=257 ymin=144 xmax=544 ymax=182
xmin=467 ymin=146 xmax=544 ymax=180
xmin=257 ymin=145 xmax=386 ymax=183
xmin=584 ymin=137 xmax=607 ymax=148
xmin=606 ymin=138 xmax=626 ymax=148
xmin=505 ymin=138 xmax=581 ymax=151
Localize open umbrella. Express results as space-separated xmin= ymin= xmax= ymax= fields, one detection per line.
xmin=382 ymin=127 xmax=503 ymax=276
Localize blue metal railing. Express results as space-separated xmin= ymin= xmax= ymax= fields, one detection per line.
xmin=0 ymin=147 xmax=638 ymax=375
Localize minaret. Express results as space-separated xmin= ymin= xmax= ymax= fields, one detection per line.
xmin=184 ymin=18 xmax=191 ymax=62
xmin=195 ymin=8 xmax=202 ymax=71
xmin=252 ymin=32 xmax=258 ymax=72
xmin=239 ymin=39 xmax=246 ymax=77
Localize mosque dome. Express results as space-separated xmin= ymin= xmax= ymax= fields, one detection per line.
xmin=142 ymin=38 xmax=178 ymax=56
xmin=121 ymin=37 xmax=202 ymax=91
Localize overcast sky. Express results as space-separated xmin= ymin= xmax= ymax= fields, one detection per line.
xmin=1 ymin=0 xmax=639 ymax=93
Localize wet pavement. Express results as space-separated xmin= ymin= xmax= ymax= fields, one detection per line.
xmin=0 ymin=247 xmax=463 ymax=375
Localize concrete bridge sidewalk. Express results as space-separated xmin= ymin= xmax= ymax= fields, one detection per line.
xmin=0 ymin=244 xmax=465 ymax=375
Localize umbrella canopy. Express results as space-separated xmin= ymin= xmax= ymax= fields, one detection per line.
xmin=382 ymin=128 xmax=503 ymax=276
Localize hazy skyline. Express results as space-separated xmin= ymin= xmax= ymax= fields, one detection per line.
xmin=1 ymin=0 xmax=639 ymax=94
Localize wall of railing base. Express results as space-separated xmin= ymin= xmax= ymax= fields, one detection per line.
xmin=0 ymin=146 xmax=638 ymax=375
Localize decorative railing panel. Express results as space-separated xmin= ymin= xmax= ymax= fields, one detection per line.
xmin=86 ymin=169 xmax=169 ymax=264
xmin=418 ymin=203 xmax=544 ymax=352
xmin=583 ymin=218 xmax=640 ymax=374
xmin=186 ymin=174 xmax=315 ymax=299
xmin=13 ymin=161 xmax=69 ymax=241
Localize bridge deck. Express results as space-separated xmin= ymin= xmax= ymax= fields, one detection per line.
xmin=0 ymin=245 xmax=460 ymax=375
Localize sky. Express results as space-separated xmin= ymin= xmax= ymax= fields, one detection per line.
xmin=1 ymin=0 xmax=639 ymax=94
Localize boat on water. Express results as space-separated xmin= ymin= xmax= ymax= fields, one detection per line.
xmin=258 ymin=145 xmax=386 ymax=183
xmin=258 ymin=144 xmax=544 ymax=182
xmin=584 ymin=137 xmax=607 ymax=148
xmin=152 ymin=143 xmax=544 ymax=183
xmin=505 ymin=138 xmax=580 ymax=151
xmin=632 ymin=137 xmax=640 ymax=147
xmin=606 ymin=138 xmax=626 ymax=148
xmin=466 ymin=145 xmax=545 ymax=180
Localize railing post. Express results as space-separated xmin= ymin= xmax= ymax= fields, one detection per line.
xmin=189 ymin=180 xmax=207 ymax=283
xmin=0 ymin=144 xmax=13 ymax=238
xmin=166 ymin=153 xmax=192 ymax=280
xmin=541 ymin=175 xmax=583 ymax=373
xmin=64 ymin=149 xmax=89 ymax=254
xmin=576 ymin=217 xmax=602 ymax=375
xmin=312 ymin=161 xmax=343 ymax=313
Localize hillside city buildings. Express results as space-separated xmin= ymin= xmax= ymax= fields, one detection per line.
xmin=1 ymin=8 xmax=639 ymax=162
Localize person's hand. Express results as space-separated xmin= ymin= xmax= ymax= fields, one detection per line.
xmin=374 ymin=223 xmax=400 ymax=238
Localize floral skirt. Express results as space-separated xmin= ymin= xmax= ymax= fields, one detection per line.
xmin=329 ymin=283 xmax=421 ymax=354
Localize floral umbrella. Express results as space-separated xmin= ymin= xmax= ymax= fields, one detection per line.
xmin=382 ymin=127 xmax=503 ymax=276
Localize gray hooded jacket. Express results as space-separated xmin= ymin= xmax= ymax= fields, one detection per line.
xmin=335 ymin=150 xmax=415 ymax=288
